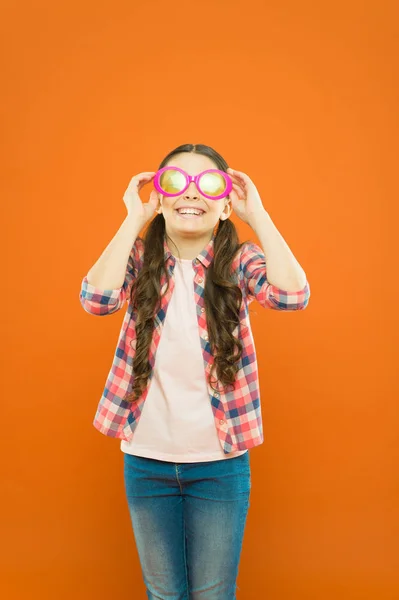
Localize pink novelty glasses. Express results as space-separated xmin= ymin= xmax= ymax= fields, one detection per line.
xmin=153 ymin=166 xmax=233 ymax=200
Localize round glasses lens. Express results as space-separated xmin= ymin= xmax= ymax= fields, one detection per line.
xmin=199 ymin=172 xmax=227 ymax=197
xmin=159 ymin=169 xmax=186 ymax=194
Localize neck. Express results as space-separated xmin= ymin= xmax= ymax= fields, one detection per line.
xmin=166 ymin=229 xmax=214 ymax=260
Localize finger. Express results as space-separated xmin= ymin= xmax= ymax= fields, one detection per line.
xmin=135 ymin=172 xmax=157 ymax=188
xmin=230 ymin=176 xmax=245 ymax=191
xmin=228 ymin=188 xmax=239 ymax=203
xmin=232 ymin=180 xmax=244 ymax=188
xmin=130 ymin=172 xmax=156 ymax=186
xmin=232 ymin=181 xmax=245 ymax=195
xmin=228 ymin=168 xmax=244 ymax=178
xmin=229 ymin=176 xmax=247 ymax=192
xmin=228 ymin=167 xmax=244 ymax=176
xmin=138 ymin=172 xmax=156 ymax=179
xmin=228 ymin=168 xmax=248 ymax=184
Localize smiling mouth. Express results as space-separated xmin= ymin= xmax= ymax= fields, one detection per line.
xmin=175 ymin=209 xmax=205 ymax=218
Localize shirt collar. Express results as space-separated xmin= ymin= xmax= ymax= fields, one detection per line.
xmin=163 ymin=230 xmax=216 ymax=268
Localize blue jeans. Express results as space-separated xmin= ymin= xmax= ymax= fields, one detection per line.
xmin=123 ymin=451 xmax=252 ymax=599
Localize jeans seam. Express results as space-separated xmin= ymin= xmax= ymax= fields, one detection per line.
xmin=175 ymin=465 xmax=189 ymax=598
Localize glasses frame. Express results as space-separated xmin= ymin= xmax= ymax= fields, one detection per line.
xmin=153 ymin=166 xmax=233 ymax=200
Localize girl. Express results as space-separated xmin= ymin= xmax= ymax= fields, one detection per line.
xmin=80 ymin=143 xmax=310 ymax=599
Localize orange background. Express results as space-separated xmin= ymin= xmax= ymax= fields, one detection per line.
xmin=2 ymin=1 xmax=398 ymax=598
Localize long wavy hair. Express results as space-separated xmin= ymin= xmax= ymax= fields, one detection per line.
xmin=125 ymin=143 xmax=250 ymax=403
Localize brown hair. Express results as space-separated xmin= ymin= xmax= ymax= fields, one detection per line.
xmin=125 ymin=143 xmax=250 ymax=403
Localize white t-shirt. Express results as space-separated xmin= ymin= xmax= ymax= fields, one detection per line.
xmin=120 ymin=256 xmax=247 ymax=463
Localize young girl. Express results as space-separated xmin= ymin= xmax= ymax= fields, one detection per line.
xmin=80 ymin=143 xmax=310 ymax=599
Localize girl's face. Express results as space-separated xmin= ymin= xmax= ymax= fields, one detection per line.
xmin=157 ymin=153 xmax=232 ymax=235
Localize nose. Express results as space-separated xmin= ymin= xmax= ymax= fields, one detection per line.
xmin=183 ymin=181 xmax=200 ymax=199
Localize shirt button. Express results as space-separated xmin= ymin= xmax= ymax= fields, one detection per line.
xmin=215 ymin=392 xmax=219 ymax=398
xmin=201 ymin=307 xmax=205 ymax=312
xmin=219 ymin=419 xmax=225 ymax=424
xmin=198 ymin=277 xmax=203 ymax=283
xmin=204 ymin=334 xmax=208 ymax=340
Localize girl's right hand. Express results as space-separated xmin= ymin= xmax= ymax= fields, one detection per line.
xmin=123 ymin=171 xmax=159 ymax=224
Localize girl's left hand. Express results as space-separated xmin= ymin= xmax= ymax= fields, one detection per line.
xmin=227 ymin=167 xmax=266 ymax=225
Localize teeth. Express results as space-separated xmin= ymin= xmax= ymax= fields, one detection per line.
xmin=177 ymin=209 xmax=203 ymax=215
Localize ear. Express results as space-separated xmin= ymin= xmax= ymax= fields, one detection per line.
xmin=220 ymin=197 xmax=232 ymax=220
xmin=156 ymin=194 xmax=163 ymax=214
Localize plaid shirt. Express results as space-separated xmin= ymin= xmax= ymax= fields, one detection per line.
xmin=79 ymin=232 xmax=310 ymax=454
